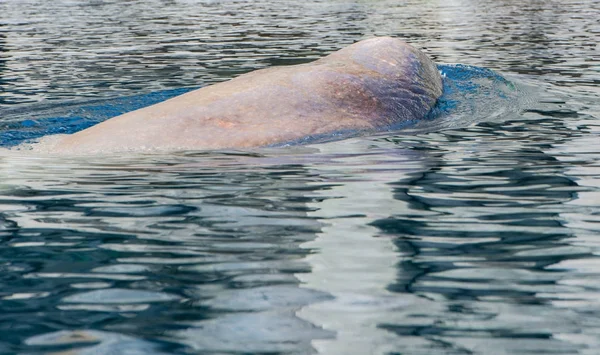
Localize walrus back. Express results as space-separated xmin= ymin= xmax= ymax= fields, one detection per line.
xmin=40 ymin=37 xmax=442 ymax=154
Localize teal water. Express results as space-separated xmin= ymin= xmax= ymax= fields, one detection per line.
xmin=0 ymin=0 xmax=599 ymax=354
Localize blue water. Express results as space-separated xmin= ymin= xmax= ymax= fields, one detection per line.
xmin=0 ymin=0 xmax=599 ymax=354
xmin=0 ymin=88 xmax=193 ymax=147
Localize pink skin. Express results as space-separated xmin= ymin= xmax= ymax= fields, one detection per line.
xmin=46 ymin=37 xmax=442 ymax=154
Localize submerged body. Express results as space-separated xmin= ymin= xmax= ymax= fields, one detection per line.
xmin=46 ymin=37 xmax=442 ymax=154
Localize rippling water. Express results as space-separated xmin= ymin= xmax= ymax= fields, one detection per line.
xmin=0 ymin=0 xmax=599 ymax=354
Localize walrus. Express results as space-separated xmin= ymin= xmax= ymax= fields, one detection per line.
xmin=42 ymin=37 xmax=442 ymax=154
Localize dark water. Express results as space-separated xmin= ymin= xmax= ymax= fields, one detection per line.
xmin=0 ymin=0 xmax=599 ymax=354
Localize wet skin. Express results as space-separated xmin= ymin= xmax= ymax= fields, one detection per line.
xmin=47 ymin=37 xmax=442 ymax=154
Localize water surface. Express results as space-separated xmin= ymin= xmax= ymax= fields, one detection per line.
xmin=0 ymin=0 xmax=599 ymax=354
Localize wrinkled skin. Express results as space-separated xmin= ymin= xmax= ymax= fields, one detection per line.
xmin=47 ymin=37 xmax=442 ymax=154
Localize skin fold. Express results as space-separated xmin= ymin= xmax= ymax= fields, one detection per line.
xmin=45 ymin=37 xmax=442 ymax=154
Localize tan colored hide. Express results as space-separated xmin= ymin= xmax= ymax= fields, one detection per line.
xmin=47 ymin=37 xmax=442 ymax=154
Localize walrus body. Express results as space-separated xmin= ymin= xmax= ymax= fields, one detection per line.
xmin=47 ymin=37 xmax=442 ymax=154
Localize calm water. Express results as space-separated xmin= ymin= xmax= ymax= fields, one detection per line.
xmin=1 ymin=0 xmax=600 ymax=354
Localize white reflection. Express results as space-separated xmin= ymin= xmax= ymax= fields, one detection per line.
xmin=297 ymin=139 xmax=425 ymax=354
xmin=545 ymin=120 xmax=600 ymax=350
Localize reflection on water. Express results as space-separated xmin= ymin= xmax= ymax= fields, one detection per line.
xmin=373 ymin=121 xmax=588 ymax=354
xmin=299 ymin=140 xmax=427 ymax=354
xmin=0 ymin=0 xmax=599 ymax=354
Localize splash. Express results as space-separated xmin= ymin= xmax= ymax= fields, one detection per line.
xmin=402 ymin=64 xmax=531 ymax=133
